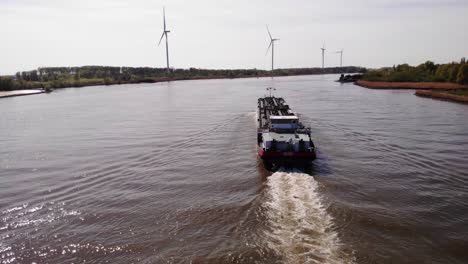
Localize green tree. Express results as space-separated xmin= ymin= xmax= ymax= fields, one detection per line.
xmin=396 ymin=64 xmax=411 ymax=72
xmin=30 ymin=70 xmax=39 ymax=81
xmin=449 ymin=64 xmax=461 ymax=83
xmin=422 ymin=61 xmax=437 ymax=74
xmin=0 ymin=77 xmax=14 ymax=91
xmin=456 ymin=64 xmax=468 ymax=85
xmin=435 ymin=64 xmax=450 ymax=81
xmin=21 ymin=72 xmax=29 ymax=81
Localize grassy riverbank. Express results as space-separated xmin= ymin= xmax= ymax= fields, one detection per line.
xmin=0 ymin=66 xmax=365 ymax=92
xmin=356 ymin=80 xmax=466 ymax=90
xmin=357 ymin=59 xmax=468 ymax=105
xmin=0 ymin=90 xmax=45 ymax=98
xmin=446 ymin=90 xmax=468 ymax=97
xmin=415 ymin=90 xmax=468 ymax=104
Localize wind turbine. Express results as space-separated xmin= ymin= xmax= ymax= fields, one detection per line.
xmin=320 ymin=43 xmax=326 ymax=69
xmin=265 ymin=25 xmax=279 ymax=72
xmin=158 ymin=7 xmax=170 ymax=74
xmin=333 ymin=49 xmax=344 ymax=67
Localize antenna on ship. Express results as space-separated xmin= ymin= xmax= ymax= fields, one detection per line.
xmin=332 ymin=49 xmax=344 ymax=67
xmin=158 ymin=7 xmax=171 ymax=74
xmin=266 ymin=87 xmax=276 ymax=97
xmin=265 ymin=25 xmax=279 ymax=74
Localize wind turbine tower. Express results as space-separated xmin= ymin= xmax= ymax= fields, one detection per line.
xmin=266 ymin=25 xmax=279 ymax=72
xmin=333 ymin=49 xmax=344 ymax=67
xmin=158 ymin=7 xmax=171 ymax=74
xmin=320 ymin=43 xmax=326 ymax=69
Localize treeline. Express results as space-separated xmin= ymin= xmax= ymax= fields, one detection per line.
xmin=0 ymin=65 xmax=365 ymax=91
xmin=364 ymin=58 xmax=468 ymax=85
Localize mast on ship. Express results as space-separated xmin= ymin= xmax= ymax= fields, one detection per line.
xmin=266 ymin=87 xmax=276 ymax=97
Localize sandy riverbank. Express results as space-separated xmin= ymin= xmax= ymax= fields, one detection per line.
xmin=356 ymin=80 xmax=466 ymax=90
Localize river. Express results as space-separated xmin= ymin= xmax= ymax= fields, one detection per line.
xmin=1 ymin=74 xmax=467 ymax=263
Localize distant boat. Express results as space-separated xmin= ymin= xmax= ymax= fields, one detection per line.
xmin=337 ymin=73 xmax=363 ymax=83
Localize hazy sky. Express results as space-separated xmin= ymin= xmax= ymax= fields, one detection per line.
xmin=1 ymin=0 xmax=467 ymax=74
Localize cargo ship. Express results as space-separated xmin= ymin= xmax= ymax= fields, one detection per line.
xmin=257 ymin=91 xmax=316 ymax=166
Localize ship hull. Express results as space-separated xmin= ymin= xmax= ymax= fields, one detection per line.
xmin=257 ymin=146 xmax=316 ymax=166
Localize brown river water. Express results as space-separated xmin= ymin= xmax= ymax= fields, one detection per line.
xmin=1 ymin=75 xmax=467 ymax=263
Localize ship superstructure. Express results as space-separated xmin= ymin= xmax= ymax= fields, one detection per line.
xmin=257 ymin=93 xmax=316 ymax=166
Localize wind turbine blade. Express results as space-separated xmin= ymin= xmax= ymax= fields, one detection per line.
xmin=265 ymin=41 xmax=272 ymax=56
xmin=163 ymin=7 xmax=166 ymax=31
xmin=266 ymin=25 xmax=273 ymax=40
xmin=158 ymin=32 xmax=165 ymax=46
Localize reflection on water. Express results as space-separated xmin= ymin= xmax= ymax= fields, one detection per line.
xmin=1 ymin=75 xmax=467 ymax=263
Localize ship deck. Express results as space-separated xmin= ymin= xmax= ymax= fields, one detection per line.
xmin=257 ymin=96 xmax=294 ymax=130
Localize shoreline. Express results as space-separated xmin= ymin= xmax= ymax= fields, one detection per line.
xmin=0 ymin=72 xmax=354 ymax=96
xmin=0 ymin=90 xmax=45 ymax=99
xmin=355 ymin=80 xmax=466 ymax=90
xmin=415 ymin=91 xmax=468 ymax=104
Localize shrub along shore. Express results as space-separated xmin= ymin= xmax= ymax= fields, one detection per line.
xmin=0 ymin=66 xmax=365 ymax=92
xmin=362 ymin=59 xmax=468 ymax=85
xmin=358 ymin=59 xmax=468 ymax=104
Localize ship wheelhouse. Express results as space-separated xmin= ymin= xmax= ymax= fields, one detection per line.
xmin=269 ymin=116 xmax=299 ymax=131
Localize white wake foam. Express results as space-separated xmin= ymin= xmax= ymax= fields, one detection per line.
xmin=262 ymin=171 xmax=354 ymax=264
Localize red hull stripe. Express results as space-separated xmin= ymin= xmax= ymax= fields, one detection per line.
xmin=257 ymin=146 xmax=316 ymax=157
